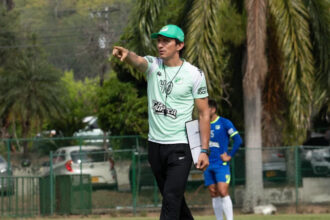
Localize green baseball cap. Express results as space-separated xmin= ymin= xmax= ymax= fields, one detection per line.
xmin=151 ymin=24 xmax=184 ymax=42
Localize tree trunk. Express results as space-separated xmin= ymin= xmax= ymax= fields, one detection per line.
xmin=242 ymin=0 xmax=267 ymax=212
xmin=5 ymin=0 xmax=14 ymax=11
xmin=22 ymin=120 xmax=30 ymax=158
xmin=242 ymin=87 xmax=264 ymax=212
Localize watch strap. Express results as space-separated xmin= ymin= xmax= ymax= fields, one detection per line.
xmin=200 ymin=148 xmax=209 ymax=156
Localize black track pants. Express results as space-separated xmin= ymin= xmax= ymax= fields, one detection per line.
xmin=148 ymin=141 xmax=194 ymax=220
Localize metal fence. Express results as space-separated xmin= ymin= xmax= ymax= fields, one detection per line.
xmin=0 ymin=136 xmax=329 ymax=217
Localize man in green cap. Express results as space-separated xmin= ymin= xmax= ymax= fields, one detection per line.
xmin=113 ymin=24 xmax=210 ymax=220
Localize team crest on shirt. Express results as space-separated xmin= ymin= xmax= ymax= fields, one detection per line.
xmin=157 ymin=71 xmax=162 ymax=76
xmin=160 ymin=80 xmax=174 ymax=95
xmin=215 ymin=125 xmax=221 ymax=130
xmin=174 ymin=77 xmax=183 ymax=85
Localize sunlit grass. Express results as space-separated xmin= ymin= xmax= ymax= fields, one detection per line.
xmin=5 ymin=214 xmax=330 ymax=220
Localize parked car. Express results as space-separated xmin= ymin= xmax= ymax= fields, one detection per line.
xmin=301 ymin=133 xmax=330 ymax=176
xmin=0 ymin=155 xmax=14 ymax=194
xmin=43 ymin=146 xmax=117 ymax=188
xmin=73 ymin=116 xmax=108 ymax=143
xmin=232 ymin=148 xmax=287 ymax=184
xmin=262 ymin=150 xmax=287 ymax=181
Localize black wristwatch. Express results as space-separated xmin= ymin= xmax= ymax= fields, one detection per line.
xmin=200 ymin=148 xmax=210 ymax=156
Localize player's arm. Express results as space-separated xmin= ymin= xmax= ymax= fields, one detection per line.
xmin=221 ymin=127 xmax=243 ymax=162
xmin=112 ymin=46 xmax=148 ymax=73
xmin=195 ymin=97 xmax=210 ymax=170
xmin=228 ymin=132 xmax=242 ymax=157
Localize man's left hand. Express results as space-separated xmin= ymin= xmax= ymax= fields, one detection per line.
xmin=196 ymin=153 xmax=209 ymax=171
xmin=220 ymin=152 xmax=231 ymax=162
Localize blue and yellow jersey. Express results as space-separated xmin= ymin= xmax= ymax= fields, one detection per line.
xmin=209 ymin=116 xmax=242 ymax=165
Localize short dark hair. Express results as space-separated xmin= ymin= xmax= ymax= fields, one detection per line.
xmin=175 ymin=39 xmax=184 ymax=57
xmin=208 ymin=99 xmax=217 ymax=111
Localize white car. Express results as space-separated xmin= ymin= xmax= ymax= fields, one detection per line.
xmin=262 ymin=150 xmax=287 ymax=179
xmin=43 ymin=146 xmax=117 ymax=188
xmin=0 ymin=155 xmax=15 ymax=194
xmin=302 ymin=133 xmax=330 ymax=176
xmin=301 ymin=146 xmax=330 ymax=176
xmin=73 ymin=116 xmax=109 ymax=143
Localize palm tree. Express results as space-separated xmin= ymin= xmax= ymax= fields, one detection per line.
xmin=111 ymin=0 xmax=166 ymax=81
xmin=242 ymin=0 xmax=267 ymax=212
xmin=304 ymin=0 xmax=330 ymax=128
xmin=0 ymin=4 xmax=18 ymax=139
xmin=0 ymin=48 xmax=64 ymax=156
xmin=269 ymin=0 xmax=315 ymax=145
xmin=184 ymin=0 xmax=226 ymax=106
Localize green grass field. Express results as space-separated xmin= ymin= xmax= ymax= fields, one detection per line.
xmin=7 ymin=214 xmax=330 ymax=220
xmin=105 ymin=215 xmax=330 ymax=220
xmin=108 ymin=215 xmax=330 ymax=220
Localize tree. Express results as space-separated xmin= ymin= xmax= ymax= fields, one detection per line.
xmin=44 ymin=71 xmax=99 ymax=137
xmin=0 ymin=3 xmax=19 ymax=139
xmin=0 ymin=46 xmax=64 ymax=156
xmin=184 ymin=0 xmax=226 ymax=108
xmin=4 ymin=0 xmax=14 ymax=11
xmin=242 ymin=0 xmax=267 ymax=212
xmin=268 ymin=0 xmax=315 ymax=145
xmin=97 ymin=76 xmax=148 ymax=137
xmin=304 ymin=0 xmax=330 ymax=129
xmin=14 ymin=0 xmax=133 ymax=80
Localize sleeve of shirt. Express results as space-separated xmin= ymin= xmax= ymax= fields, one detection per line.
xmin=143 ymin=56 xmax=160 ymax=78
xmin=225 ymin=119 xmax=242 ymax=157
xmin=192 ymin=68 xmax=208 ymax=99
xmin=226 ymin=119 xmax=238 ymax=138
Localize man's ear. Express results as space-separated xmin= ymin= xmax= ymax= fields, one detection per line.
xmin=177 ymin=42 xmax=184 ymax=51
xmin=212 ymin=108 xmax=217 ymax=115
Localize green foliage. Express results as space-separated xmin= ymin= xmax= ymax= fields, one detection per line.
xmin=218 ymin=0 xmax=246 ymax=46
xmin=45 ymin=71 xmax=99 ymax=136
xmin=156 ymin=0 xmax=185 ymax=27
xmin=97 ymin=77 xmax=148 ymax=137
xmin=185 ymin=0 xmax=242 ymax=109
xmin=14 ymin=0 xmax=132 ymax=80
xmin=110 ymin=0 xmax=166 ymax=81
xmin=304 ymin=0 xmax=330 ymax=114
xmin=0 ymin=4 xmax=19 ymax=65
xmin=0 ymin=45 xmax=64 ymax=144
xmin=269 ymin=0 xmax=315 ymax=144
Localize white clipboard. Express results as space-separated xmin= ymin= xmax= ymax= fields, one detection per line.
xmin=185 ymin=120 xmax=201 ymax=165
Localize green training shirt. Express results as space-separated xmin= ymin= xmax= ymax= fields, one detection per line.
xmin=144 ymin=56 xmax=208 ymax=144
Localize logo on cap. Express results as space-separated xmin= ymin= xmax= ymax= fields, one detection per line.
xmin=160 ymin=27 xmax=168 ymax=32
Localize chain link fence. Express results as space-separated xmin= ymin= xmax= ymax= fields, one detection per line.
xmin=0 ymin=136 xmax=329 ymax=217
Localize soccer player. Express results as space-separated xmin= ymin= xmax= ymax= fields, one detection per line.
xmin=203 ymin=99 xmax=242 ymax=220
xmin=112 ymin=24 xmax=210 ymax=220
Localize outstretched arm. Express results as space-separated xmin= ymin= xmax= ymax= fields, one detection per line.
xmin=112 ymin=46 xmax=148 ymax=73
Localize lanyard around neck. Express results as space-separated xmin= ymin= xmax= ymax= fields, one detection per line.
xmin=162 ymin=61 xmax=184 ymax=96
xmin=162 ymin=61 xmax=184 ymax=116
